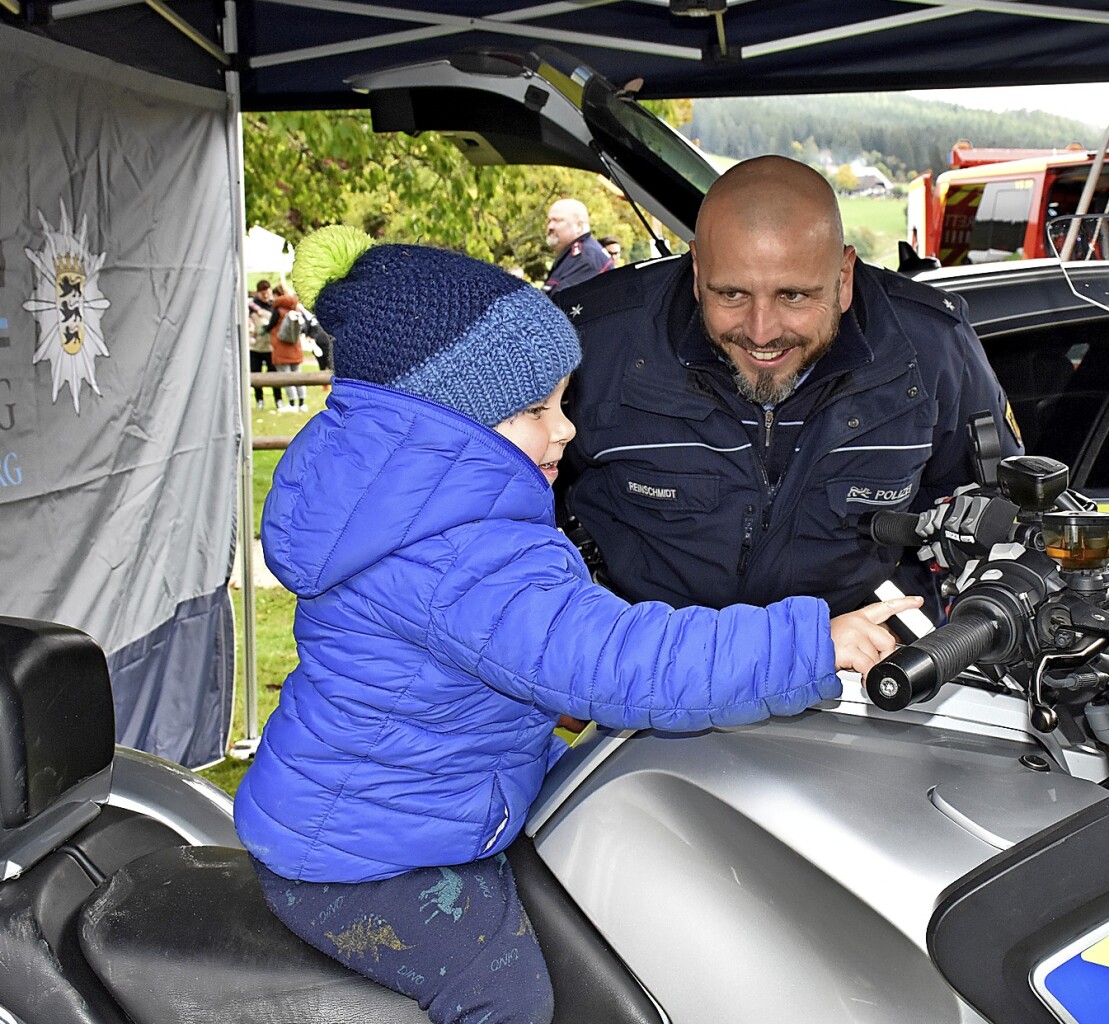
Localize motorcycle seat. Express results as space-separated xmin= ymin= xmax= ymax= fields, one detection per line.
xmin=79 ymin=840 xmax=665 ymax=1024
xmin=80 ymin=844 xmax=426 ymax=1024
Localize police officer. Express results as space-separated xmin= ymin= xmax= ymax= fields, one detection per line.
xmin=542 ymin=198 xmax=614 ymax=294
xmin=555 ymin=156 xmax=1021 ymax=616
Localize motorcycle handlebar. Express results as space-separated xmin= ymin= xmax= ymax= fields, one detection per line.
xmin=860 ymin=510 xmax=923 ymax=549
xmin=865 ymin=612 xmax=999 ymax=711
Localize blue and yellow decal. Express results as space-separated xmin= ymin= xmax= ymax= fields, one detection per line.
xmin=1033 ymin=923 xmax=1109 ymax=1023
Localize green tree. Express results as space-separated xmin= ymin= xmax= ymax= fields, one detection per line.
xmin=243 ymin=110 xmax=466 ymax=246
xmin=832 ymin=164 xmax=859 ymax=193
xmin=245 ymin=108 xmax=687 ymax=275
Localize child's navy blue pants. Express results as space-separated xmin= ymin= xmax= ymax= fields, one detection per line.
xmin=251 ymin=853 xmax=554 ymax=1024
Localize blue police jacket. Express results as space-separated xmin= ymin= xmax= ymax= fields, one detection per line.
xmin=543 ymin=232 xmax=614 ymax=294
xmin=556 ymin=254 xmax=1022 ymax=616
xmin=234 ymin=380 xmax=839 ymax=883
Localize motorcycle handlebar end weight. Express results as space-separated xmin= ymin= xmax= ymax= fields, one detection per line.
xmin=866 ymin=613 xmax=999 ymax=711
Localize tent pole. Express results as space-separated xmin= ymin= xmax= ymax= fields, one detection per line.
xmin=223 ymin=0 xmax=261 ymax=759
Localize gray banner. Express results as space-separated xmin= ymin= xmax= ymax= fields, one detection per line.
xmin=0 ymin=27 xmax=240 ymax=766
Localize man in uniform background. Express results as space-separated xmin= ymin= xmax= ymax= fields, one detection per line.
xmin=542 ymin=198 xmax=614 ymax=294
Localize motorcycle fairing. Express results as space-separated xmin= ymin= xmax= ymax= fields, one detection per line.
xmin=929 ymin=797 xmax=1109 ymax=1024
xmin=530 ymin=708 xmax=1109 ymax=1023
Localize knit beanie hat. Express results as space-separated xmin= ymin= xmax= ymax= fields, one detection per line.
xmin=292 ymin=227 xmax=581 ymax=426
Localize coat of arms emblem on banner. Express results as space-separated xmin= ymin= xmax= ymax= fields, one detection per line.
xmin=23 ymin=202 xmax=111 ymax=413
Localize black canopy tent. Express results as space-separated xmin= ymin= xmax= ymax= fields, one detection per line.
xmin=9 ymin=0 xmax=1109 ymax=108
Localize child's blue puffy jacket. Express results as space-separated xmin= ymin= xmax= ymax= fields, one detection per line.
xmin=234 ymin=380 xmax=839 ymax=883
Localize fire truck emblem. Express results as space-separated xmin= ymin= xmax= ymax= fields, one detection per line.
xmin=22 ymin=203 xmax=111 ymax=413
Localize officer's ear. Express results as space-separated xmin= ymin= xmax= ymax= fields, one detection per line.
xmin=838 ymin=244 xmax=856 ymax=312
xmin=690 ymin=239 xmax=701 ymax=301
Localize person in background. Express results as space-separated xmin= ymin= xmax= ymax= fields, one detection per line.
xmin=541 ymin=198 xmax=614 ymax=294
xmin=234 ymin=226 xmax=920 ymax=1024
xmin=266 ymin=286 xmax=308 ymax=412
xmin=302 ymin=306 xmax=334 ymax=378
xmin=554 ymin=156 xmax=1022 ymax=618
xmin=597 ymin=234 xmax=623 ymax=267
xmin=248 ymin=279 xmax=280 ymax=410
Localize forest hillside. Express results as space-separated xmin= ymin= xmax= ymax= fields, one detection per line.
xmin=684 ymin=93 xmax=1100 ymax=183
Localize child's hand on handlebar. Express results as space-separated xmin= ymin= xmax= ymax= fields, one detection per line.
xmin=830 ymin=596 xmax=925 ymax=677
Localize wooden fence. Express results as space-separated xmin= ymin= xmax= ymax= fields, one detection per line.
xmin=249 ymin=370 xmax=333 ymax=449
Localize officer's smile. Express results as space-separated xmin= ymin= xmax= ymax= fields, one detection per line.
xmin=718 ymin=330 xmax=813 ymax=377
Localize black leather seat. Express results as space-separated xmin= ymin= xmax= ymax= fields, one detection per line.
xmin=79 ymin=839 xmax=665 ymax=1024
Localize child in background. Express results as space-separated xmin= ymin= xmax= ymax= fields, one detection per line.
xmin=234 ymin=227 xmax=920 ymax=1024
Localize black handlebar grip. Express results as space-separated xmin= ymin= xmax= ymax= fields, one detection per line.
xmin=866 ymin=612 xmax=999 ymax=711
xmin=861 ymin=510 xmax=923 ymax=548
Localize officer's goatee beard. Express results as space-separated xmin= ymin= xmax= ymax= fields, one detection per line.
xmin=700 ymin=304 xmax=841 ymax=406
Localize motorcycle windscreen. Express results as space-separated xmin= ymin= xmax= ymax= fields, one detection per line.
xmin=1032 ymin=922 xmax=1109 ymax=1024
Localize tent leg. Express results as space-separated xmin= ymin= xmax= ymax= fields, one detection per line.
xmin=224 ymin=3 xmax=261 ymax=761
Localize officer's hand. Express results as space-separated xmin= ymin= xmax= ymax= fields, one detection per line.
xmin=830 ymin=596 xmax=925 ymax=677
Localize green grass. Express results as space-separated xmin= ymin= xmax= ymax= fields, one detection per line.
xmin=839 ymin=194 xmax=908 ymax=270
xmin=198 ymin=360 xmax=329 ymax=796
xmin=199 ymin=580 xmax=300 ymax=797
xmin=250 ymin=450 xmax=282 ymax=539
xmin=198 ymin=747 xmax=253 ymax=796
xmin=248 ymin=357 xmax=330 ymax=536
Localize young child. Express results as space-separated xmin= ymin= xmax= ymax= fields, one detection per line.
xmin=234 ymin=227 xmax=920 ymax=1024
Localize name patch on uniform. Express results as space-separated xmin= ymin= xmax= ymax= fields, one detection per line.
xmin=627 ymin=480 xmax=678 ymax=501
xmin=846 ymin=483 xmax=913 ymax=505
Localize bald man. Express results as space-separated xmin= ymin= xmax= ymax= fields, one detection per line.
xmin=542 ymin=198 xmax=614 ymax=294
xmin=553 ymin=156 xmax=1021 ymax=616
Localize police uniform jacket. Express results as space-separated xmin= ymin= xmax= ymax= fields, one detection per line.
xmin=556 ymin=253 xmax=1021 ymax=616
xmin=234 ymin=380 xmax=839 ymax=883
xmin=543 ymin=232 xmax=614 ymax=294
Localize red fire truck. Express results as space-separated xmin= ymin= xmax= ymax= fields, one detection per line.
xmin=907 ymin=141 xmax=1109 ymax=266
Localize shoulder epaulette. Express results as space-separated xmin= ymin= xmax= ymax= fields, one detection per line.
xmin=554 ymin=254 xmax=686 ymax=325
xmin=878 ymin=266 xmax=965 ymax=322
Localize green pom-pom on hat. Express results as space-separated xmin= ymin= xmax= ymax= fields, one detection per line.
xmin=291 ymin=225 xmax=375 ymax=311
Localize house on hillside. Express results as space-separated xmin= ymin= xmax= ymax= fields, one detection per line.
xmin=849 ymin=160 xmax=894 ymax=195
xmin=820 ymin=157 xmax=895 ymax=195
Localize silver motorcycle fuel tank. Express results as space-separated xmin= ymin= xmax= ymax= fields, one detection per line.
xmin=526 ymin=676 xmax=1109 ymax=1024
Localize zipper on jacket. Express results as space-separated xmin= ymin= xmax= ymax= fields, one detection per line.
xmin=763 ymin=407 xmax=774 ymax=450
xmin=738 ymin=503 xmax=756 ymax=574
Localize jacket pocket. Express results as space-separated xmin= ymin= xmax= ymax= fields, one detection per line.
xmin=619 ymin=369 xmax=717 ymax=421
xmin=476 ymin=775 xmax=511 ymax=859
xmin=603 ymin=464 xmax=720 ymax=520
